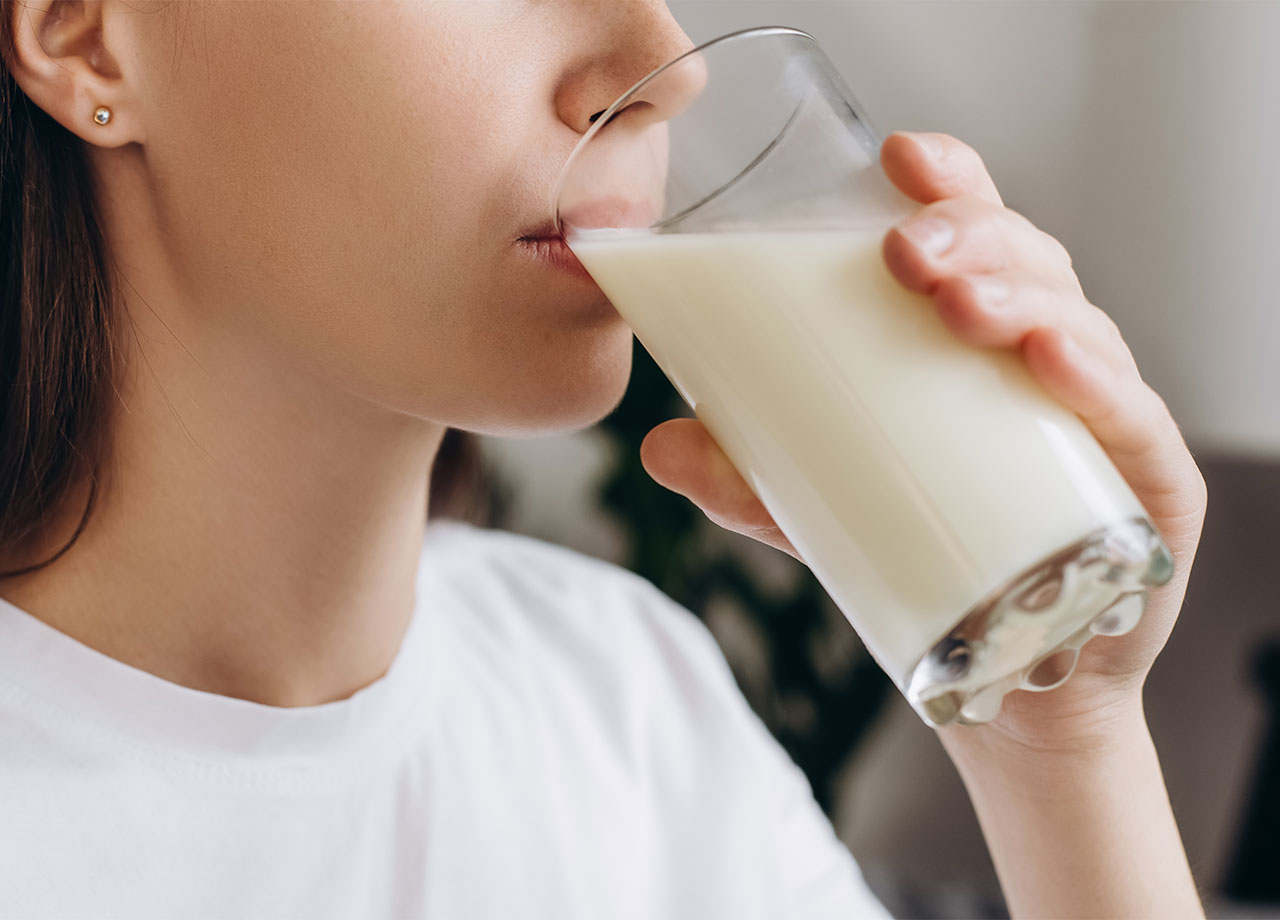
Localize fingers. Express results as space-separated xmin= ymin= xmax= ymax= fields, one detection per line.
xmin=1021 ymin=327 xmax=1208 ymax=531
xmin=884 ymin=196 xmax=1081 ymax=296
xmin=639 ymin=418 xmax=800 ymax=559
xmin=640 ymin=133 xmax=1205 ymax=578
xmin=930 ymin=274 xmax=1203 ymax=521
xmin=931 ymin=273 xmax=1136 ymax=376
xmin=881 ymin=131 xmax=1003 ymax=207
xmin=878 ymin=135 xmax=1206 ymax=542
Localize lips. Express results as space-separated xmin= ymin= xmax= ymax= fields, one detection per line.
xmin=518 ymin=220 xmax=561 ymax=243
xmin=515 ymin=235 xmax=594 ymax=280
xmin=514 ymin=196 xmax=658 ymax=280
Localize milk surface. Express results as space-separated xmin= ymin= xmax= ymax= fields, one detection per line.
xmin=570 ymin=228 xmax=1149 ymax=685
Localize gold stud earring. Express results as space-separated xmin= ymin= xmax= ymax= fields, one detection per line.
xmin=93 ymin=106 xmax=112 ymax=126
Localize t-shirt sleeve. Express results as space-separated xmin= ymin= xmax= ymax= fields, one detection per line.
xmin=628 ymin=576 xmax=895 ymax=920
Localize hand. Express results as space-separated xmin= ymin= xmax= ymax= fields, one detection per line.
xmin=639 ymin=131 xmax=1208 ymax=754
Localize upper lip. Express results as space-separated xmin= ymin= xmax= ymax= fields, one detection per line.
xmin=519 ymin=197 xmax=660 ymax=241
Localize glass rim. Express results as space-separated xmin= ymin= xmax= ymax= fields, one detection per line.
xmin=551 ymin=25 xmax=819 ymax=237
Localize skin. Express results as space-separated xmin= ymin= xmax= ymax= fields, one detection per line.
xmin=4 ymin=1 xmax=1206 ymax=916
xmin=2 ymin=0 xmax=694 ymax=703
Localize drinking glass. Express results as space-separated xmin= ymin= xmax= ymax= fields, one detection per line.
xmin=551 ymin=26 xmax=1174 ymax=726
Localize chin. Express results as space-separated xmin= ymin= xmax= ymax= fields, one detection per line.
xmin=470 ymin=324 xmax=635 ymax=438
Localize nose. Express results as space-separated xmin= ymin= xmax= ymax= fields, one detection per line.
xmin=555 ymin=2 xmax=708 ymax=136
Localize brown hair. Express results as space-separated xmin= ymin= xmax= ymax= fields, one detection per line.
xmin=0 ymin=10 xmax=116 ymax=578
xmin=0 ymin=11 xmax=483 ymax=579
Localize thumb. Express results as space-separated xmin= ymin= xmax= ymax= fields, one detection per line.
xmin=639 ymin=418 xmax=799 ymax=559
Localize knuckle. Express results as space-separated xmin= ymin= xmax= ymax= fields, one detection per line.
xmin=933 ymin=198 xmax=1003 ymax=242
xmin=936 ymin=276 xmax=1000 ymax=337
xmin=1089 ymin=304 xmax=1124 ymax=342
xmin=1150 ymin=384 xmax=1181 ymax=428
xmin=1137 ymin=379 xmax=1164 ymax=409
xmin=1136 ymin=380 xmax=1177 ymax=433
xmin=1039 ymin=230 xmax=1074 ymax=270
xmin=1106 ymin=322 xmax=1132 ymax=361
xmin=1001 ymin=211 xmax=1079 ymax=284
xmin=1194 ymin=467 xmax=1209 ymax=509
xmin=953 ymin=141 xmax=989 ymax=178
xmin=1085 ymin=382 xmax=1126 ymax=425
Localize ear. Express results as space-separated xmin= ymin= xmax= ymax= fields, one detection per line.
xmin=5 ymin=0 xmax=143 ymax=147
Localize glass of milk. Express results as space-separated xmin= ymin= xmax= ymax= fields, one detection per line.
xmin=551 ymin=26 xmax=1174 ymax=727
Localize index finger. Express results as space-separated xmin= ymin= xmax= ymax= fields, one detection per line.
xmin=880 ymin=131 xmax=1004 ymax=208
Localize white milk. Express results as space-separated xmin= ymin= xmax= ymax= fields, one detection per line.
xmin=570 ymin=228 xmax=1150 ymax=690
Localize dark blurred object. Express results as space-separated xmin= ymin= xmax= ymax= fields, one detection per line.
xmin=1152 ymin=455 xmax=1280 ymax=901
xmin=865 ymin=869 xmax=1009 ymax=920
xmin=428 ymin=428 xmax=510 ymax=526
xmin=597 ymin=339 xmax=891 ymax=813
xmin=1223 ymin=639 xmax=1280 ymax=903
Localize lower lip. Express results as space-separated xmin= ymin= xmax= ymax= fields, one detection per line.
xmin=516 ymin=236 xmax=595 ymax=280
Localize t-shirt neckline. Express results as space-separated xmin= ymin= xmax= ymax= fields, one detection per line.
xmin=0 ymin=526 xmax=457 ymax=775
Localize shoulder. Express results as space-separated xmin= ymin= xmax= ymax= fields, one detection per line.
xmin=418 ymin=519 xmax=760 ymax=767
xmin=418 ymin=522 xmax=891 ymax=918
xmin=422 ymin=518 xmax=658 ymax=603
xmin=422 ymin=518 xmax=644 ymax=593
xmin=419 ymin=519 xmax=782 ymax=794
xmin=419 ymin=519 xmax=728 ymax=684
xmin=418 ymin=521 xmax=891 ymax=918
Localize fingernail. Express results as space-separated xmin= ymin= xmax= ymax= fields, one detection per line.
xmin=903 ymin=130 xmax=945 ymax=161
xmin=968 ymin=276 xmax=1010 ymax=306
xmin=899 ymin=216 xmax=955 ymax=258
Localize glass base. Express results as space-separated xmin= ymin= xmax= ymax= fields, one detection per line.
xmin=904 ymin=517 xmax=1175 ymax=727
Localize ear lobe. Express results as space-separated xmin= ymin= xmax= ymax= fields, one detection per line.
xmin=6 ymin=0 xmax=140 ymax=147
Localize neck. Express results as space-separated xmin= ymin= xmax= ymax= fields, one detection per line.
xmin=2 ymin=325 xmax=446 ymax=707
xmin=1 ymin=178 xmax=446 ymax=709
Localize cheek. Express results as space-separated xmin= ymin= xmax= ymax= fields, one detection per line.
xmin=147 ymin=3 xmax=483 ymax=308
xmin=139 ymin=3 xmax=635 ymax=433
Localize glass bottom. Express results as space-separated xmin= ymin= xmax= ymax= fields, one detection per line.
xmin=904 ymin=517 xmax=1175 ymax=727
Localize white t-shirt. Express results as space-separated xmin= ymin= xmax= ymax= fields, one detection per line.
xmin=0 ymin=519 xmax=890 ymax=920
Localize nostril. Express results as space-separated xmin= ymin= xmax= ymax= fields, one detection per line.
xmin=588 ymin=110 xmax=606 ymax=124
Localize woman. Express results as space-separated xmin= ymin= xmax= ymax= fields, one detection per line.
xmin=0 ymin=1 xmax=1207 ymax=918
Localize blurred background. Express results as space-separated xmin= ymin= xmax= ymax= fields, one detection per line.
xmin=439 ymin=2 xmax=1280 ymax=917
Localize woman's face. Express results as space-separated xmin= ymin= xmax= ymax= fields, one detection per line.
xmin=118 ymin=0 xmax=698 ymax=435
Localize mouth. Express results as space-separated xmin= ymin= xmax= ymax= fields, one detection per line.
xmin=515 ymin=232 xmax=594 ymax=280
xmin=514 ymin=196 xmax=658 ymax=280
